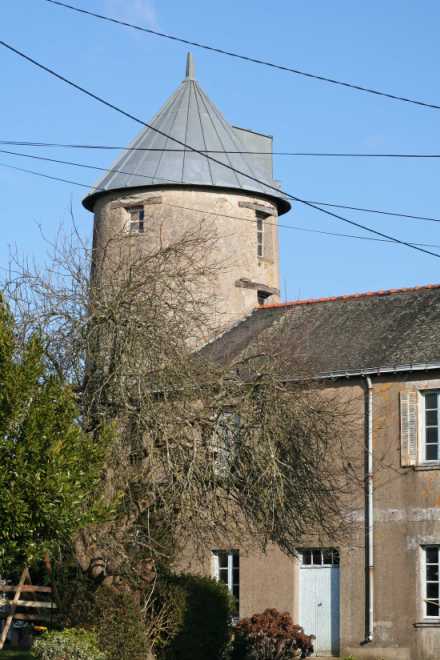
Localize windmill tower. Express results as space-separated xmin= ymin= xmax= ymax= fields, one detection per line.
xmin=83 ymin=54 xmax=291 ymax=336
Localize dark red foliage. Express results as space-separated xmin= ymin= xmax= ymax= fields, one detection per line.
xmin=234 ymin=608 xmax=315 ymax=659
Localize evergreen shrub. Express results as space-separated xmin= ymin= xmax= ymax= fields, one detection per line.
xmin=55 ymin=575 xmax=150 ymax=660
xmin=32 ymin=628 xmax=106 ymax=660
xmin=91 ymin=585 xmax=151 ymax=660
xmin=158 ymin=573 xmax=233 ymax=660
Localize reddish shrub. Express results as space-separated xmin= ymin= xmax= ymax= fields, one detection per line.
xmin=232 ymin=608 xmax=315 ymax=659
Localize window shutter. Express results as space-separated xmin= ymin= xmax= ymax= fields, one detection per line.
xmin=400 ymin=391 xmax=418 ymax=466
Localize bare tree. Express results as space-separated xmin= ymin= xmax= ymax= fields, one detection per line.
xmin=3 ymin=219 xmax=360 ymax=605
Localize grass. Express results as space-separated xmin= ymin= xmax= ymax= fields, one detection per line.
xmin=0 ymin=651 xmax=33 ymax=659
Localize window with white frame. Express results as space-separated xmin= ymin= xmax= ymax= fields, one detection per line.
xmin=423 ymin=546 xmax=440 ymax=618
xmin=422 ymin=392 xmax=440 ymax=463
xmin=212 ymin=550 xmax=239 ymax=616
xmin=401 ymin=390 xmax=440 ymax=467
xmin=299 ymin=548 xmax=340 ymax=566
xmin=126 ymin=206 xmax=145 ymax=234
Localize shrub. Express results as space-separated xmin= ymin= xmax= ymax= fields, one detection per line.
xmin=91 ymin=586 xmax=151 ymax=660
xmin=231 ymin=608 xmax=315 ymax=660
xmin=32 ymin=628 xmax=106 ymax=660
xmin=52 ymin=565 xmax=97 ymax=630
xmin=53 ymin=567 xmax=150 ymax=660
xmin=158 ymin=573 xmax=233 ymax=660
xmin=144 ymin=574 xmax=188 ymax=651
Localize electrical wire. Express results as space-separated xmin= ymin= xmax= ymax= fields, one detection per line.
xmin=1 ymin=38 xmax=439 ymax=259
xmin=2 ymin=146 xmax=440 ymax=225
xmin=2 ymin=160 xmax=440 ymax=251
xmin=164 ymin=201 xmax=440 ymax=250
xmin=3 ymin=140 xmax=440 ymax=158
xmin=0 ymin=148 xmax=180 ymax=186
xmin=40 ymin=0 xmax=440 ymax=112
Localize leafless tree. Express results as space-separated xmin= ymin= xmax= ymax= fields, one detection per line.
xmin=3 ymin=218 xmax=361 ymax=637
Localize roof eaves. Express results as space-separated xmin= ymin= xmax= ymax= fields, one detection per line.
xmin=308 ymin=362 xmax=440 ymax=382
xmin=257 ymin=283 xmax=440 ymax=311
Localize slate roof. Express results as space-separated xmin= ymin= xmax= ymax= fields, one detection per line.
xmin=203 ymin=284 xmax=440 ymax=377
xmin=83 ymin=54 xmax=290 ymax=214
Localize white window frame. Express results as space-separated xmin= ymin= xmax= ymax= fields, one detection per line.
xmin=299 ymin=548 xmax=340 ymax=568
xmin=126 ymin=206 xmax=145 ymax=234
xmin=212 ymin=549 xmax=239 ymax=616
xmin=418 ymin=390 xmax=440 ymax=465
xmin=421 ymin=545 xmax=440 ymax=620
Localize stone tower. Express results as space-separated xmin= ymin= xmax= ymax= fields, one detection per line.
xmin=83 ymin=53 xmax=291 ymax=335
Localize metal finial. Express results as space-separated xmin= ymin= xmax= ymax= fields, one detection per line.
xmin=185 ymin=52 xmax=195 ymax=80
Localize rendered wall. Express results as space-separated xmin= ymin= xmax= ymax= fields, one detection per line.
xmin=91 ymin=186 xmax=281 ymax=339
xmin=179 ymin=374 xmax=440 ymax=660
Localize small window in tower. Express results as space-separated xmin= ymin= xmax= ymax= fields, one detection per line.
xmin=256 ymin=211 xmax=264 ymax=258
xmin=126 ymin=206 xmax=145 ymax=234
xmin=257 ymin=290 xmax=271 ymax=306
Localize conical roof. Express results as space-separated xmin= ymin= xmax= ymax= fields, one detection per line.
xmin=83 ymin=54 xmax=290 ymax=214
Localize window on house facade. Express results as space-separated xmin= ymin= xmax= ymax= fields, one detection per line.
xmin=423 ymin=546 xmax=440 ymax=618
xmin=211 ymin=411 xmax=240 ymax=476
xmin=212 ymin=550 xmax=239 ymax=616
xmin=400 ymin=389 xmax=440 ymax=467
xmin=126 ymin=206 xmax=145 ymax=234
xmin=423 ymin=392 xmax=440 ymax=462
xmin=299 ymin=548 xmax=340 ymax=567
xmin=256 ymin=211 xmax=264 ymax=258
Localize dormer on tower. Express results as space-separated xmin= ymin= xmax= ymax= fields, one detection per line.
xmin=83 ymin=54 xmax=291 ymax=335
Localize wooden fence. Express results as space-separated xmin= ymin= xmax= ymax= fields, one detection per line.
xmin=0 ymin=568 xmax=56 ymax=650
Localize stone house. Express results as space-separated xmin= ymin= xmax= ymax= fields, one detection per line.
xmin=83 ymin=54 xmax=440 ymax=659
xmin=193 ymin=284 xmax=440 ymax=660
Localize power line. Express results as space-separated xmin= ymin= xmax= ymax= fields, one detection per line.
xmin=0 ymin=148 xmax=180 ymax=186
xmin=3 ymin=146 xmax=440 ymax=225
xmin=0 ymin=161 xmax=96 ymax=190
xmin=1 ymin=39 xmax=439 ymax=260
xmin=304 ymin=200 xmax=440 ymax=225
xmin=3 ymin=140 xmax=440 ymax=159
xmin=41 ymin=0 xmax=440 ymax=112
xmin=2 ymin=159 xmax=440 ymax=251
xmin=164 ymin=201 xmax=440 ymax=250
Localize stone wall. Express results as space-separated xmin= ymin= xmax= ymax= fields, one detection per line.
xmin=91 ymin=186 xmax=281 ymax=338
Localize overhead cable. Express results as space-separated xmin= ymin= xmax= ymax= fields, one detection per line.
xmin=41 ymin=0 xmax=440 ymax=112
xmin=3 ymin=139 xmax=440 ymax=159
xmin=2 ymin=160 xmax=440 ymax=251
xmin=2 ymin=146 xmax=440 ymax=225
xmin=0 ymin=147 xmax=179 ymax=186
xmin=1 ymin=39 xmax=439 ymax=259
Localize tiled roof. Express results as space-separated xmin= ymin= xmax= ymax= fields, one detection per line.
xmin=203 ymin=284 xmax=440 ymax=376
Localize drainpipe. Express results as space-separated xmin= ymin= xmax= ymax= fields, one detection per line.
xmin=365 ymin=376 xmax=374 ymax=642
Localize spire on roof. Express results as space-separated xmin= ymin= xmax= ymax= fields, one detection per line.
xmin=82 ymin=52 xmax=290 ymax=215
xmin=185 ymin=52 xmax=195 ymax=80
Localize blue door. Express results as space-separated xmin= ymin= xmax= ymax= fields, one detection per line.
xmin=299 ymin=549 xmax=340 ymax=656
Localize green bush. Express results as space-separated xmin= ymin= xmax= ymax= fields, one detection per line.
xmin=158 ymin=573 xmax=233 ymax=660
xmin=144 ymin=574 xmax=188 ymax=651
xmin=91 ymin=586 xmax=150 ymax=660
xmin=31 ymin=628 xmax=106 ymax=660
xmin=52 ymin=564 xmax=97 ymax=630
xmin=53 ymin=569 xmax=150 ymax=660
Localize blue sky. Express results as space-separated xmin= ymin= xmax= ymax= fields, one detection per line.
xmin=2 ymin=0 xmax=440 ymax=300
